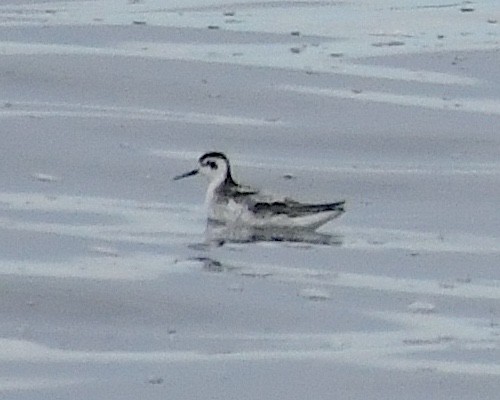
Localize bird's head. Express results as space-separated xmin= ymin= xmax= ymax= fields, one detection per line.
xmin=174 ymin=151 xmax=233 ymax=186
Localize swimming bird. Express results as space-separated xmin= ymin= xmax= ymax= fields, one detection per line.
xmin=173 ymin=152 xmax=345 ymax=230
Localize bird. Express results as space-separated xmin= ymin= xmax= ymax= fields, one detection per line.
xmin=173 ymin=151 xmax=345 ymax=230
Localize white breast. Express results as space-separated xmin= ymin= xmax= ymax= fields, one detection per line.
xmin=209 ymin=198 xmax=247 ymax=224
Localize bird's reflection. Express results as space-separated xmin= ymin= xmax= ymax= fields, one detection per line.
xmin=203 ymin=220 xmax=344 ymax=247
xmin=190 ymin=256 xmax=239 ymax=273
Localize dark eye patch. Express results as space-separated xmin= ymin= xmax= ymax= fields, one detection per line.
xmin=207 ymin=161 xmax=218 ymax=170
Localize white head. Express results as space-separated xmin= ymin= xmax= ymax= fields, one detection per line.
xmin=173 ymin=152 xmax=235 ymax=189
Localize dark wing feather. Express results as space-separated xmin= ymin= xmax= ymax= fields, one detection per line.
xmin=251 ymin=200 xmax=345 ymax=218
xmin=221 ymin=184 xmax=259 ymax=198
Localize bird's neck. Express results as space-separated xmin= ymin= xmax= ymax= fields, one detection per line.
xmin=206 ymin=173 xmax=226 ymax=206
xmin=205 ymin=170 xmax=237 ymax=207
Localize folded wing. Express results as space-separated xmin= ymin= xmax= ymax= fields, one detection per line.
xmin=251 ymin=200 xmax=345 ymax=218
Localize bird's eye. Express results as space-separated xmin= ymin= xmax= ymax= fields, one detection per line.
xmin=208 ymin=161 xmax=218 ymax=170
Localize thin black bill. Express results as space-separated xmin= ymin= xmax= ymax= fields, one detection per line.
xmin=173 ymin=169 xmax=199 ymax=181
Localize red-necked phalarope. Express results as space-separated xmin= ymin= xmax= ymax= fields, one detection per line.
xmin=174 ymin=152 xmax=345 ymax=230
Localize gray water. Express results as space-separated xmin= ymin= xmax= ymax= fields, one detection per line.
xmin=1 ymin=0 xmax=500 ymax=398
